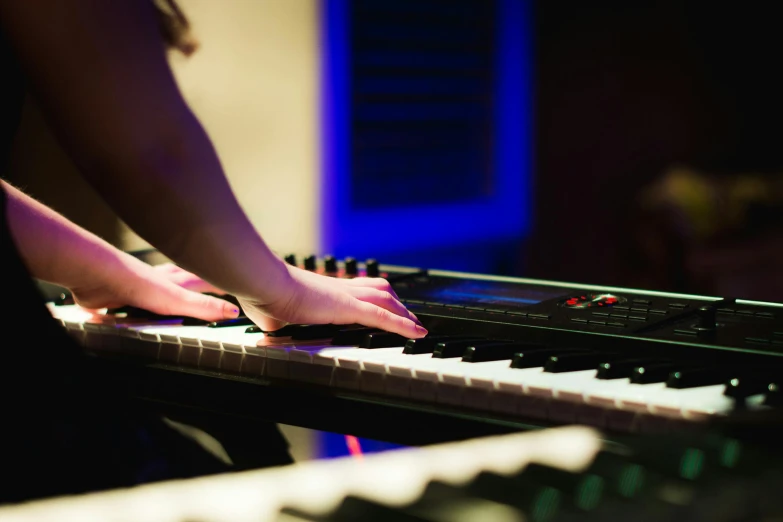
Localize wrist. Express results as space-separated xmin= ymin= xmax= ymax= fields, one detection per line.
xmin=65 ymin=241 xmax=139 ymax=296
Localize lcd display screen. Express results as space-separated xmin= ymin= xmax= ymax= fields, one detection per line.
xmin=416 ymin=280 xmax=570 ymax=309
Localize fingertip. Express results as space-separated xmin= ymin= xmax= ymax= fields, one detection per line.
xmin=413 ymin=324 xmax=428 ymax=338
xmin=223 ymin=302 xmax=241 ymax=319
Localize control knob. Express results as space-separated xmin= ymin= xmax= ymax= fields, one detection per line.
xmin=365 ymin=259 xmax=379 ymax=277
xmin=324 ymin=255 xmax=338 ymax=273
xmin=303 ymin=255 xmax=317 ymax=271
xmin=284 ymin=254 xmax=297 ymax=266
xmin=344 ymin=257 xmax=358 ymax=275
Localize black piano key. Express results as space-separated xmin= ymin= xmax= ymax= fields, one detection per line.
xmin=545 ymin=352 xmax=618 ymax=373
xmin=666 ymin=367 xmax=736 ymax=389
xmin=207 ymin=316 xmax=253 ymax=328
xmin=510 ymin=348 xmax=586 ymax=369
xmin=331 ymin=327 xmax=382 ymax=345
xmin=630 ymin=362 xmax=679 ymax=384
xmin=463 ymin=342 xmax=548 ymax=363
xmin=203 ymin=292 xmax=240 ymax=307
xmin=724 ymin=376 xmax=772 ymax=399
xmin=322 ymin=495 xmax=430 ymax=522
xmin=291 ymin=324 xmax=345 ymax=340
xmin=583 ymin=450 xmax=656 ymax=500
xmin=596 ymin=358 xmax=664 ymax=380
xmin=468 ymin=466 xmax=588 ymax=514
xmin=107 ymin=305 xmax=175 ymax=321
xmin=764 ymin=383 xmax=782 ymax=407
xmin=247 ymin=323 xmax=302 ymax=335
xmin=180 ymin=317 xmax=210 ymax=326
xmin=53 ymin=292 xmax=74 ymax=306
xmin=360 ymin=332 xmax=408 ymax=349
xmin=465 ymin=471 xmax=538 ymax=510
xmin=432 ymin=338 xmax=496 ymax=359
xmin=403 ymin=335 xmax=478 ymax=355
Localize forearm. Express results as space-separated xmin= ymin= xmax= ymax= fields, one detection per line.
xmin=0 ymin=0 xmax=290 ymax=303
xmin=3 ymin=180 xmax=127 ymax=290
xmin=79 ymin=110 xmax=291 ymax=301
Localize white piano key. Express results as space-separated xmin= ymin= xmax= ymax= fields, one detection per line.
xmin=616 ymin=382 xmax=681 ymax=417
xmin=394 ymin=355 xmax=465 ymax=404
xmin=451 ymin=361 xmax=516 ymax=410
xmin=288 ymin=344 xmax=346 ymax=385
xmin=199 ymin=344 xmax=223 ymax=370
xmin=352 ymin=348 xmax=407 ymax=394
xmin=666 ymin=385 xmax=735 ymax=419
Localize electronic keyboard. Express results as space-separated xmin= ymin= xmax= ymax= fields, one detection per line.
xmin=44 ymin=256 xmax=783 ymax=443
xmin=2 ymin=419 xmax=782 ymax=521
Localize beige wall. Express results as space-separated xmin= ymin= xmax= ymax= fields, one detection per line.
xmin=123 ymin=0 xmax=321 ymax=255
xmin=8 ymin=1 xmax=321 ymax=258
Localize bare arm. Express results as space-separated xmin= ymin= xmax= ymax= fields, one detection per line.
xmin=0 ymin=1 xmax=425 ymax=337
xmin=2 ymin=180 xmax=238 ymax=320
xmin=0 ymin=0 xmax=288 ymax=300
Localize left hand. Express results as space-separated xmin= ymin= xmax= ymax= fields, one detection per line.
xmin=69 ymin=257 xmax=238 ymax=322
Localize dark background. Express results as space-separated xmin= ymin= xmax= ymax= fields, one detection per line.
xmin=526 ymin=1 xmax=783 ymax=299
xmin=7 ymin=1 xmax=783 ymax=302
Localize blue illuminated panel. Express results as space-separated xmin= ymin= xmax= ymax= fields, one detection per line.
xmin=320 ymin=0 xmax=531 ymax=262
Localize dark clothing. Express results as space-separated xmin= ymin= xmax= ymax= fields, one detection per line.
xmin=0 ymin=26 xmax=290 ymax=505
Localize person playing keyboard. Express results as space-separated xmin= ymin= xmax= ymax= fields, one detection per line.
xmin=0 ymin=0 xmax=425 ymax=504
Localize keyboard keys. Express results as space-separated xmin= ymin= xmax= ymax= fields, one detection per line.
xmin=463 ymin=342 xmax=547 ymax=363
xmin=510 ymin=348 xmax=585 ymax=369
xmin=544 ymin=352 xmax=617 ymax=373
xmin=631 ymin=363 xmax=678 ymax=384
xmin=432 ymin=338 xmax=489 ymax=359
xmin=361 ymin=332 xmax=409 ymax=349
xmin=291 ymin=324 xmax=345 ymax=340
xmin=332 ymin=327 xmax=382 ymax=345
xmin=765 ymin=383 xmax=782 ymax=407
xmin=597 ymin=359 xmax=661 ymax=380
xmin=403 ymin=335 xmax=476 ymax=354
xmin=724 ymin=376 xmax=771 ymax=399
xmin=666 ymin=367 xmax=736 ymax=389
xmin=207 ymin=316 xmax=253 ymax=328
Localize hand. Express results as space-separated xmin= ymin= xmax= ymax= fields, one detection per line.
xmin=69 ymin=256 xmax=239 ymax=322
xmin=151 ymin=262 xmax=226 ymax=295
xmin=238 ymin=265 xmax=427 ymax=339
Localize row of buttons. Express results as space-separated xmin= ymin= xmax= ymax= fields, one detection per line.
xmin=718 ymin=308 xmax=776 ymax=319
xmin=571 ymin=317 xmax=626 ymax=328
xmin=403 ymin=300 xmax=551 ymax=320
xmin=631 ymin=299 xmax=689 ymax=309
xmin=746 ymin=332 xmax=783 ymax=345
xmin=611 ymin=305 xmax=669 ymax=315
xmin=592 ymin=311 xmax=648 ymax=322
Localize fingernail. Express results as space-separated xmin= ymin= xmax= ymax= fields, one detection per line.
xmin=224 ymin=304 xmax=240 ymax=318
xmin=415 ymin=324 xmax=428 ymax=336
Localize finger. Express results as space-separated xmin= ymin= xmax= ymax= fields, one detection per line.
xmin=244 ymin=311 xmax=287 ymax=333
xmin=137 ymin=285 xmax=240 ymax=322
xmin=346 ymin=300 xmax=427 ymax=339
xmin=340 ymin=277 xmax=400 ymax=299
xmin=154 ymin=263 xmax=227 ymax=295
xmin=348 ymin=287 xmax=421 ymax=325
xmin=178 ymin=278 xmax=226 ymax=295
xmin=152 ymin=262 xmax=179 ymax=273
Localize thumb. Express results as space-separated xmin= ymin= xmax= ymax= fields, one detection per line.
xmin=152 ymin=285 xmax=240 ymax=322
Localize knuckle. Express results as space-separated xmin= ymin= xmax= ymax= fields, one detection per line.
xmin=373 ymin=306 xmax=390 ymax=321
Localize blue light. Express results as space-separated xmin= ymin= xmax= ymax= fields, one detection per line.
xmin=319 ymin=0 xmax=532 ymax=261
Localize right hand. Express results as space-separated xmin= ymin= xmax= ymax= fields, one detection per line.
xmin=238 ymin=265 xmax=428 ymax=339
